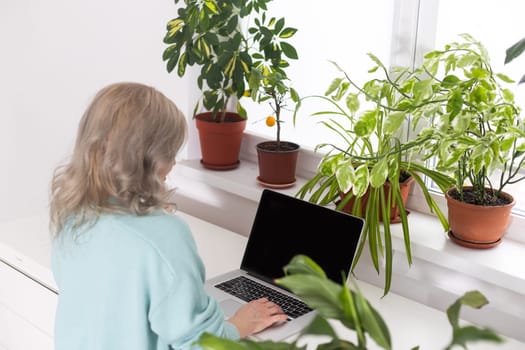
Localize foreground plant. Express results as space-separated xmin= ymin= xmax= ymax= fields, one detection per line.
xmin=199 ymin=255 xmax=503 ymax=350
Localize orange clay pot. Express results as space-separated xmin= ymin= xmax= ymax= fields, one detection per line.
xmin=445 ymin=187 xmax=515 ymax=249
xmin=195 ymin=112 xmax=246 ymax=170
xmin=256 ymin=141 xmax=300 ymax=188
xmin=339 ymin=176 xmax=415 ymax=223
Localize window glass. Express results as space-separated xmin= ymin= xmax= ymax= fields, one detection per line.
xmin=242 ymin=0 xmax=394 ymax=151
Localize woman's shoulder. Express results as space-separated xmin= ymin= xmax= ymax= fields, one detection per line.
xmin=107 ymin=210 xmax=192 ymax=241
xmin=102 ymin=210 xmax=199 ymax=266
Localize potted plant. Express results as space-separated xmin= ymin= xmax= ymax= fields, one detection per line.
xmin=244 ymin=16 xmax=299 ymax=188
xmin=294 ymin=56 xmax=454 ymax=295
xmin=198 ymin=255 xmax=503 ymax=350
xmin=162 ymin=0 xmax=296 ymax=170
xmin=245 ymin=14 xmax=300 ymax=188
xmin=410 ymin=34 xmax=525 ymax=248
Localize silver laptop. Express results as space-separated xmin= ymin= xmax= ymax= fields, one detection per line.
xmin=205 ymin=189 xmax=365 ymax=341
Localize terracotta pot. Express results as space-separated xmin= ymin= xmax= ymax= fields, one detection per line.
xmin=445 ymin=187 xmax=515 ymax=249
xmin=256 ymin=141 xmax=300 ymax=188
xmin=195 ymin=112 xmax=246 ymax=170
xmin=339 ymin=176 xmax=414 ymax=223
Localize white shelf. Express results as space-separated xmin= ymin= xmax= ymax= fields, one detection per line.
xmin=173 ymin=158 xmax=311 ymax=202
xmin=173 ymin=158 xmax=525 ymax=290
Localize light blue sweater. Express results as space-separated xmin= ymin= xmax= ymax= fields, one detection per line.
xmin=51 ymin=211 xmax=239 ymax=350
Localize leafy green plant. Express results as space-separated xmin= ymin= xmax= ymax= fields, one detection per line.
xmin=246 ymin=14 xmax=299 ymax=149
xmin=411 ymin=34 xmax=525 ymax=205
xmin=198 ymin=255 xmax=503 ymax=350
xmin=248 ymin=62 xmax=299 ymax=149
xmin=293 ymin=56 xmax=454 ymax=295
xmin=162 ymin=0 xmax=298 ymax=121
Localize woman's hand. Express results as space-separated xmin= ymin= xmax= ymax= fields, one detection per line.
xmin=227 ymin=298 xmax=288 ymax=338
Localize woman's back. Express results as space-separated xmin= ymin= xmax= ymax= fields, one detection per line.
xmin=52 ymin=211 xmax=235 ymax=350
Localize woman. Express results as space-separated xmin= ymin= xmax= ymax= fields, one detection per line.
xmin=49 ymin=82 xmax=287 ymax=350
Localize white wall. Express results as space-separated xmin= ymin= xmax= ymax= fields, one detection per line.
xmin=0 ymin=0 xmax=200 ymax=222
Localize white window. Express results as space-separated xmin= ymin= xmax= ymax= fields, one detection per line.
xmin=241 ymin=0 xmax=525 ymax=216
xmin=423 ymin=0 xmax=525 ymax=215
xmin=242 ymin=0 xmax=394 ymax=152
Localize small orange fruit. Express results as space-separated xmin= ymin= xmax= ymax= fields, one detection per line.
xmin=265 ymin=116 xmax=276 ymax=127
xmin=243 ymin=90 xmax=251 ymax=97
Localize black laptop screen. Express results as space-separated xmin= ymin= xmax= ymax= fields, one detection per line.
xmin=240 ymin=189 xmax=364 ymax=284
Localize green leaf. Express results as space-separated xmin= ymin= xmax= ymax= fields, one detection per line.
xmin=367 ymin=52 xmax=387 ymax=70
xmin=499 ymin=135 xmax=515 ymax=152
xmin=496 ymin=72 xmax=515 ymax=83
xmin=354 ymin=286 xmax=392 ymax=350
xmin=457 ymin=54 xmax=477 ymax=68
xmin=354 ymin=110 xmax=377 ymax=137
xmin=283 ymin=255 xmax=327 ymax=279
xmin=447 ymin=291 xmax=489 ymax=329
xmin=276 ymin=275 xmax=345 ymax=320
xmin=383 ymin=112 xmax=405 ymax=135
xmin=334 ymin=82 xmax=350 ymax=101
xmin=412 ymin=79 xmax=433 ymax=102
xmin=300 ymin=315 xmax=338 ymax=338
xmin=177 ymin=52 xmax=187 ymax=77
xmin=446 ymin=91 xmax=463 ymax=118
xmin=165 ymin=18 xmax=184 ymax=40
xmin=441 ymin=75 xmax=461 ymax=88
xmin=165 ymin=48 xmax=181 ymax=73
xmin=502 ymin=88 xmax=515 ymax=102
xmin=352 ymin=165 xmax=370 ymax=197
xmin=339 ymin=284 xmax=365 ymax=346
xmin=273 ymin=17 xmax=285 ymax=33
xmin=505 ymin=37 xmax=525 ymax=64
xmin=280 ymin=41 xmax=298 ymax=60
xmin=451 ymin=326 xmax=504 ymax=348
xmin=162 ymin=44 xmax=178 ymax=61
xmin=335 ymin=161 xmax=355 ymax=194
xmin=237 ymin=101 xmax=247 ymax=119
xmin=346 ymin=93 xmax=360 ymax=114
xmin=471 ymin=85 xmax=488 ymax=103
xmin=325 ymin=78 xmax=343 ymax=96
xmin=203 ymin=0 xmax=219 ymax=14
xmin=370 ymin=158 xmax=389 ymax=188
xmin=279 ymin=27 xmax=298 ymax=39
xmin=470 ymin=67 xmax=489 ymax=79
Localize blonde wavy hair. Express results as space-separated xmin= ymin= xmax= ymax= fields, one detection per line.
xmin=49 ymin=82 xmax=187 ymax=236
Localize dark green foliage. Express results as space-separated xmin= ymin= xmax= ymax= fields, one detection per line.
xmin=163 ymin=0 xmax=298 ymax=121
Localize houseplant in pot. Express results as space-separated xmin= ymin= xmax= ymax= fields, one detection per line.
xmin=245 ymin=14 xmax=300 ymax=188
xmin=162 ymin=0 xmax=296 ymax=170
xmin=293 ymin=56 xmax=454 ymax=295
xmin=410 ymin=34 xmax=525 ymax=248
xmin=198 ymin=255 xmax=503 ymax=350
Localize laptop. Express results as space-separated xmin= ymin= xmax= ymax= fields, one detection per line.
xmin=204 ymin=189 xmax=365 ymax=341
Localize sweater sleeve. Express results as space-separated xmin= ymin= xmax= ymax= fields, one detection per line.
xmin=149 ymin=277 xmax=239 ymax=350
xmin=147 ymin=216 xmax=240 ymax=350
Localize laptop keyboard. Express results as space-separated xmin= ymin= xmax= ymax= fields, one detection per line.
xmin=215 ymin=276 xmax=312 ymax=319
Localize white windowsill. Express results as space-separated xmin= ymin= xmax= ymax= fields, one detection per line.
xmin=171 ymin=157 xmax=525 ymax=294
